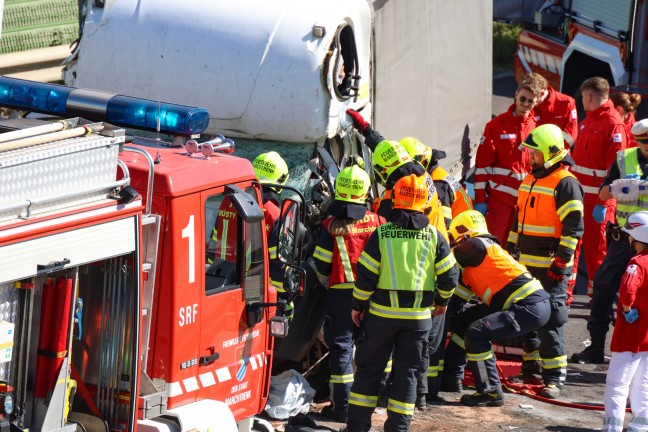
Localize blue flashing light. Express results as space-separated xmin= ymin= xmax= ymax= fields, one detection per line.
xmin=0 ymin=77 xmax=71 ymax=114
xmin=0 ymin=77 xmax=210 ymax=136
xmin=106 ymin=96 xmax=210 ymax=136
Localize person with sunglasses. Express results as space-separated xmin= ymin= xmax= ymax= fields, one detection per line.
xmin=572 ymin=119 xmax=648 ymax=365
xmin=521 ymin=72 xmax=579 ymax=145
xmin=473 ymin=81 xmax=541 ymax=245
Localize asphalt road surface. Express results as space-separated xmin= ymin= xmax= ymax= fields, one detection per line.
xmin=294 ymin=294 xmax=614 ymax=432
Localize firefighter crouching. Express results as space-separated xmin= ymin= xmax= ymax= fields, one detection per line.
xmin=507 ymin=124 xmax=584 ymax=398
xmin=312 ymin=161 xmax=385 ymax=423
xmin=345 ymin=173 xmax=459 ymax=432
xmin=448 ymin=210 xmax=551 ymax=407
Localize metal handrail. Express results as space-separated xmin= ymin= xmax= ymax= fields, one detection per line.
xmin=123 ymin=146 xmax=155 ymax=216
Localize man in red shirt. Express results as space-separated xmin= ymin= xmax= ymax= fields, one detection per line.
xmin=571 ymin=77 xmax=628 ymax=297
xmin=474 ymin=81 xmax=539 ymax=244
xmin=521 ymin=72 xmax=578 ymax=145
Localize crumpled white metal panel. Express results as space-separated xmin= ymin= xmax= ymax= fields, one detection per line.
xmin=0 ymin=133 xmax=123 ymax=222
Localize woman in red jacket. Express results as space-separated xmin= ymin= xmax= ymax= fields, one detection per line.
xmin=610 ymin=91 xmax=642 ymax=148
xmin=602 ymin=211 xmax=648 ymax=432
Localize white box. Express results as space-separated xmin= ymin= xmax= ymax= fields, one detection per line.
xmin=0 ymin=321 xmax=14 ymax=363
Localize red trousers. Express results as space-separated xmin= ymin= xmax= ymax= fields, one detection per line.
xmin=581 ymin=202 xmax=613 ymax=296
xmin=485 ymin=198 xmax=517 ymax=246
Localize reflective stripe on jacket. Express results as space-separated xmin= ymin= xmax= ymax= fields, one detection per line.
xmin=373 ymin=174 xmax=449 ymax=241
xmin=213 ymin=196 xmax=238 ymax=263
xmin=376 ymin=224 xmax=440 ymax=292
xmin=512 ymin=166 xmax=583 ymax=268
xmin=475 ymin=104 xmax=535 ymax=206
xmin=462 ymin=237 xmax=542 ymax=309
xmin=432 ymin=166 xmax=473 ymax=226
xmin=354 ymin=222 xmax=458 ymax=323
xmin=313 ymin=212 xmax=384 ymax=289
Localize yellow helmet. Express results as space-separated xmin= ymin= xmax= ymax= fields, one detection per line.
xmin=252 ymin=151 xmax=289 ymax=185
xmin=448 ymin=210 xmax=490 ymax=245
xmin=399 ymin=137 xmax=433 ymax=170
xmin=392 ymin=173 xmax=436 ymax=213
xmin=373 ymin=140 xmax=411 ymax=184
xmin=521 ymin=124 xmax=569 ymax=168
xmin=335 ymin=165 xmax=371 ymax=204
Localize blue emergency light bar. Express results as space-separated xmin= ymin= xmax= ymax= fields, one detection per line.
xmin=0 ymin=76 xmax=210 ymax=136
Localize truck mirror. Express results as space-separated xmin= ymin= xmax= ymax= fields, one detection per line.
xmin=283 ymin=264 xmax=306 ymax=296
xmin=277 ymin=199 xmax=304 ymax=264
xmin=225 ymin=184 xmax=264 ymax=223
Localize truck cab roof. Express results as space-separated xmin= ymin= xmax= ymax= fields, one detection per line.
xmin=123 ymin=138 xmax=257 ymax=198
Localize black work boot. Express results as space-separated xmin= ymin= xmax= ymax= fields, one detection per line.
xmin=425 ymin=394 xmax=446 ymax=405
xmin=460 ymin=388 xmax=504 ymax=407
xmin=570 ymin=344 xmax=605 ymax=364
xmin=321 ymin=405 xmax=348 ymax=423
xmin=440 ymin=375 xmax=463 ymax=392
xmin=415 ymin=394 xmax=428 ymax=410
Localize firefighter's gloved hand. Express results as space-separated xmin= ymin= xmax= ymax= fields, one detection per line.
xmin=592 ymin=204 xmax=606 ymax=224
xmin=345 ymin=154 xmax=365 ymax=170
xmin=547 ymin=256 xmax=568 ymax=282
xmin=474 ymin=202 xmax=487 ymax=216
xmin=624 ymin=307 xmax=639 ymax=324
xmin=346 ymin=109 xmax=370 ymax=134
xmin=353 ymin=155 xmax=366 ymax=169
xmin=623 ymin=174 xmax=642 ymax=180
xmin=284 ymin=301 xmax=295 ymax=321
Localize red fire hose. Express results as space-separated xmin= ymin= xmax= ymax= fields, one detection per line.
xmin=497 ymin=363 xmax=631 ymax=413
xmin=34 ymin=277 xmax=74 ymax=398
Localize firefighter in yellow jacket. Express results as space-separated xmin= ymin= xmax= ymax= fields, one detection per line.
xmin=399 ymin=136 xmax=473 ymax=406
xmin=506 ymin=123 xmax=584 ymax=399
xmin=345 ymin=173 xmax=459 ymax=432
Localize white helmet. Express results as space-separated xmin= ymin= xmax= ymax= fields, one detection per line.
xmin=622 ymin=211 xmax=648 ymax=243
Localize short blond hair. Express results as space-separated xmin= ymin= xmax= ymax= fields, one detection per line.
xmin=520 ymin=72 xmax=548 ymax=91
xmin=581 ymin=76 xmax=610 ymax=98
xmin=516 ymin=81 xmax=542 ymax=97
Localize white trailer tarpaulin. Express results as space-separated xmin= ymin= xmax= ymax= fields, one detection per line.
xmin=372 ymin=0 xmax=493 ymax=180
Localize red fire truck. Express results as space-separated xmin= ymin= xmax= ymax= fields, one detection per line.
xmin=514 ymin=0 xmax=648 ymax=105
xmin=0 ymin=76 xmax=304 ymax=432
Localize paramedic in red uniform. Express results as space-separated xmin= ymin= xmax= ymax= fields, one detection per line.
xmin=571 ymin=77 xmax=628 ymax=297
xmin=610 ymin=91 xmax=642 ymax=148
xmin=474 ymin=80 xmax=540 ymax=244
xmin=521 ymin=72 xmax=578 ymax=144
